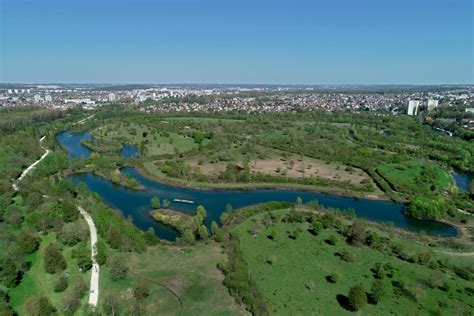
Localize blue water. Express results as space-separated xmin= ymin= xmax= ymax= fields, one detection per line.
xmin=56 ymin=130 xmax=138 ymax=158
xmin=453 ymin=169 xmax=473 ymax=193
xmin=58 ymin=130 xmax=458 ymax=241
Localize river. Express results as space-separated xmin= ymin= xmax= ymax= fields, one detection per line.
xmin=58 ymin=130 xmax=458 ymax=240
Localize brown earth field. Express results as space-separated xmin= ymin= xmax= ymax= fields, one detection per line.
xmin=188 ymin=156 xmax=374 ymax=186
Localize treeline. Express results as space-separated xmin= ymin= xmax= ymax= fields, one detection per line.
xmin=0 ymin=107 xmax=66 ymax=135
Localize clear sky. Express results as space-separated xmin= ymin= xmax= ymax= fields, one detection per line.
xmin=0 ymin=0 xmax=472 ymax=84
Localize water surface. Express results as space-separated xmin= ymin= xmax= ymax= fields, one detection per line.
xmin=59 ymin=130 xmax=458 ymax=240
xmin=453 ymin=169 xmax=473 ymax=193
xmin=56 ymin=130 xmax=138 ymax=158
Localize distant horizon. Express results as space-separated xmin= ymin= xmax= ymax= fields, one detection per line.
xmin=1 ymin=82 xmax=472 ymax=87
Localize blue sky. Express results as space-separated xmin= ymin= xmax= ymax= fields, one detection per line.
xmin=1 ymin=0 xmax=472 ymax=84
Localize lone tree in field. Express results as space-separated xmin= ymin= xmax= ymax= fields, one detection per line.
xmin=369 ymin=279 xmax=386 ymax=304
xmin=44 ymin=243 xmax=67 ymax=274
xmin=150 ymin=196 xmax=161 ymax=209
xmin=348 ymin=283 xmax=367 ymax=311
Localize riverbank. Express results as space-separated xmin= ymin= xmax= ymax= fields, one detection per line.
xmin=134 ymin=164 xmax=391 ymax=202
xmin=65 ymin=168 xmax=145 ymax=191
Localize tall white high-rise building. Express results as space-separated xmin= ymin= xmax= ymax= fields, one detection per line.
xmin=407 ymin=100 xmax=420 ymax=116
xmin=45 ymin=95 xmax=52 ymax=102
xmin=108 ymin=93 xmax=116 ymax=102
xmin=427 ymin=100 xmax=438 ymax=112
xmin=33 ymin=94 xmax=41 ymax=102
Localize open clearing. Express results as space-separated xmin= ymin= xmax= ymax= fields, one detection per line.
xmin=232 ymin=209 xmax=473 ymax=315
xmin=101 ymin=242 xmax=248 ymax=315
xmin=377 ymin=159 xmax=451 ymax=192
xmin=188 ymin=156 xmax=373 ymax=185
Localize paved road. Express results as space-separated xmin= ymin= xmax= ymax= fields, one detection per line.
xmin=78 ymin=206 xmax=100 ymax=307
xmin=13 ymin=136 xmax=50 ymax=191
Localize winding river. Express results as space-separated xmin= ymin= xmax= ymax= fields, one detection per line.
xmin=57 ymin=130 xmax=458 ymax=240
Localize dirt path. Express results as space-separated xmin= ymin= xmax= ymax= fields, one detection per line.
xmin=78 ymin=206 xmax=100 ymax=307
xmin=73 ymin=115 xmax=95 ymax=125
xmin=13 ymin=136 xmax=50 ymax=191
xmin=435 ymin=250 xmax=474 ymax=257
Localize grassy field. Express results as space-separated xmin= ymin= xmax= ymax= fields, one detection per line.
xmin=231 ymin=209 xmax=473 ymax=315
xmin=93 ymin=122 xmax=202 ymax=156
xmin=101 ymin=242 xmax=247 ymax=316
xmin=377 ymin=159 xmax=451 ymax=193
xmin=9 ymin=234 xmax=91 ymax=315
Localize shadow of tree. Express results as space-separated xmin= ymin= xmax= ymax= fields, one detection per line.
xmin=336 ymin=294 xmax=352 ymax=311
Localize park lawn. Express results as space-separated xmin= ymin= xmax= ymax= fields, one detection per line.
xmin=93 ymin=123 xmax=201 ymax=156
xmin=106 ymin=242 xmax=248 ymax=316
xmin=9 ymin=233 xmax=91 ymax=315
xmin=232 ymin=209 xmax=473 ymax=315
xmin=377 ymin=159 xmax=451 ymax=192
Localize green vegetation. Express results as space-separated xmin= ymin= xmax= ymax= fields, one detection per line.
xmin=150 ymin=205 xmax=209 ymax=242
xmin=1 ymin=107 xmax=473 ymax=315
xmin=377 ymin=159 xmax=451 ymax=193
xmin=224 ymin=206 xmax=473 ymax=315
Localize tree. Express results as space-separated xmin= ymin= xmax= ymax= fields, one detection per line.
xmin=198 ymin=225 xmax=209 ymax=240
xmin=196 ymin=205 xmax=207 ymax=219
xmin=162 ymin=198 xmax=170 ymax=208
xmin=17 ymin=231 xmax=40 ymax=254
xmin=162 ymin=165 xmax=172 ymax=174
xmin=24 ymin=296 xmax=56 ymax=316
xmin=349 ymin=220 xmax=367 ymax=245
xmin=182 ymin=228 xmax=196 ymax=244
xmin=61 ymin=201 xmax=79 ymax=222
xmin=369 ymin=279 xmax=385 ymax=304
xmin=62 ymin=291 xmax=80 ymax=314
xmin=133 ymin=279 xmax=150 ymax=300
xmin=102 ymin=294 xmax=120 ymax=315
xmin=150 ymin=196 xmax=161 ymax=209
xmin=226 ymin=203 xmax=233 ymax=213
xmin=53 ymin=275 xmax=68 ymax=292
xmin=348 ymin=283 xmax=367 ymax=311
xmin=72 ymin=244 xmax=92 ymax=271
xmin=210 ymin=221 xmax=219 ymax=236
xmin=327 ymin=272 xmax=340 ymax=283
xmin=61 ymin=222 xmax=88 ymax=246
xmin=95 ymin=240 xmax=108 ymax=265
xmin=43 ymin=243 xmax=67 ymax=274
xmin=296 ymin=196 xmax=303 ymax=205
xmin=109 ymin=256 xmax=128 ymax=281
xmin=144 ymin=227 xmax=158 ymax=245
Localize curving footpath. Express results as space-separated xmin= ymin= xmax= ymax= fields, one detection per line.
xmin=78 ymin=206 xmax=100 ymax=307
xmin=13 ymin=136 xmax=50 ymax=191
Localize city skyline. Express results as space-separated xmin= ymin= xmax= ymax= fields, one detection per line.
xmin=1 ymin=0 xmax=472 ymax=84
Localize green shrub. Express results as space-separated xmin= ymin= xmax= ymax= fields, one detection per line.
xmin=348 ymin=283 xmax=367 ymax=311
